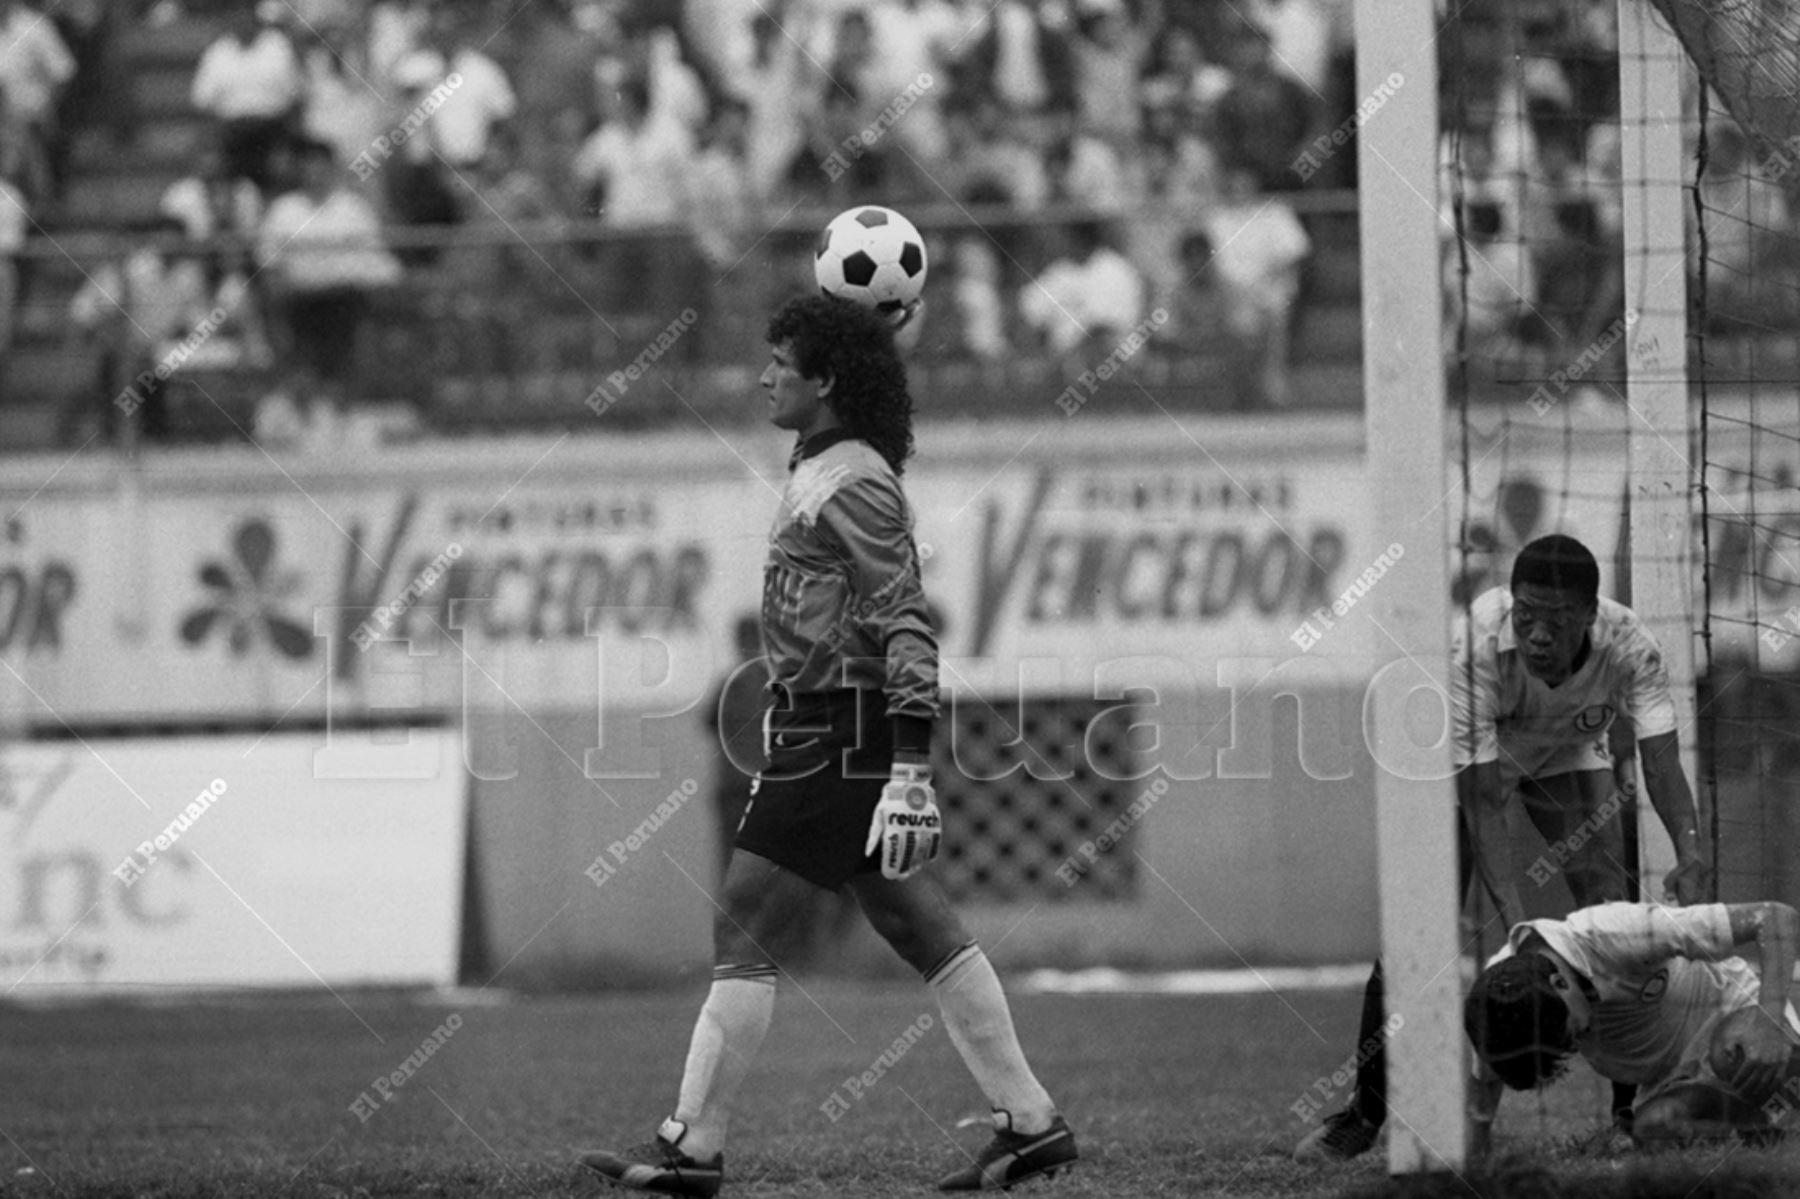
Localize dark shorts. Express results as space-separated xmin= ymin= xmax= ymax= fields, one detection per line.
xmin=733 ymin=688 xmax=893 ymax=892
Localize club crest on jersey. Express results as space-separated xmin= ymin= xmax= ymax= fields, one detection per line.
xmin=1639 ymin=968 xmax=1668 ymax=1002
xmin=1573 ymin=704 xmax=1615 ymax=733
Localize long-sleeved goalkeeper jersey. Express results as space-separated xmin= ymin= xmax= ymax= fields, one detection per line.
xmin=761 ymin=429 xmax=939 ymax=744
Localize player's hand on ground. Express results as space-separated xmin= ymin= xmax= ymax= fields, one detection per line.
xmin=1466 ymin=1117 xmax=1493 ymax=1162
xmin=865 ymin=759 xmax=940 ymax=880
xmin=1661 ymin=856 xmax=1711 ymax=905
xmin=1717 ymin=1008 xmax=1792 ymax=1098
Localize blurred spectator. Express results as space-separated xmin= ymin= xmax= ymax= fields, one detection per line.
xmin=0 ymin=89 xmax=47 ymax=212
xmin=1690 ymin=121 xmax=1793 ymax=334
xmin=1247 ymin=0 xmax=1333 ymax=96
xmin=1055 ymin=117 xmax=1145 ymax=212
xmin=1444 ymin=194 xmax=1535 ymax=364
xmin=740 ymin=5 xmax=817 ymax=202
xmin=1155 ymin=229 xmax=1231 ymax=352
xmin=685 ymin=99 xmax=754 ymax=271
xmin=1018 ymin=217 xmax=1146 ymax=355
xmin=1519 ymin=101 xmax=1620 ymax=347
xmin=160 ymin=143 xmax=263 ymax=243
xmin=1070 ymin=0 xmax=1144 ymax=147
xmin=572 ymin=76 xmax=692 ymax=226
xmin=380 ymin=55 xmax=461 ymax=248
xmin=961 ymin=0 xmax=1076 ymax=137
xmin=0 ymin=0 xmax=72 ymax=203
xmin=1211 ymin=21 xmax=1315 ymax=192
xmin=191 ymin=1 xmax=303 ymax=193
xmin=257 ymin=138 xmax=401 ymax=410
xmin=443 ymin=126 xmax=563 ymax=300
xmin=369 ymin=0 xmax=430 ymax=91
xmin=299 ymin=26 xmax=384 ymax=178
xmin=513 ymin=1 xmax=605 ymax=168
xmin=1205 ymin=168 xmax=1310 ymax=405
xmin=573 ymin=75 xmax=696 ymax=311
xmin=1139 ymin=23 xmax=1227 ymax=153
xmin=644 ymin=24 xmax=710 ymax=149
xmin=65 ymin=219 xmax=212 ymax=446
xmin=943 ymin=96 xmax=1050 ymax=209
xmin=289 ymin=0 xmax=357 ymax=37
xmin=804 ymin=8 xmax=931 ymax=203
xmin=393 ymin=14 xmax=516 ymax=173
xmin=48 ymin=0 xmax=116 ymax=189
xmin=949 ymin=234 xmax=1009 ymax=360
xmin=864 ymin=0 xmax=957 ymax=163
xmin=0 ymin=168 xmax=22 ymax=360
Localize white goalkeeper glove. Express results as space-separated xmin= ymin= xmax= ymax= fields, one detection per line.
xmin=864 ymin=760 xmax=941 ymax=881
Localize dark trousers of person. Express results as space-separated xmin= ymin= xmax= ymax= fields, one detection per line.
xmin=220 ymin=115 xmax=289 ymax=193
xmin=1350 ymin=797 xmax=1636 ymax=1127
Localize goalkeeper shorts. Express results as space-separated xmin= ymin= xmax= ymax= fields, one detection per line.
xmin=733 ymin=686 xmax=896 ymax=891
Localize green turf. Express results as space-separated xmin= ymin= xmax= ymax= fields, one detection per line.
xmin=2 ymin=982 xmax=1796 ymax=1197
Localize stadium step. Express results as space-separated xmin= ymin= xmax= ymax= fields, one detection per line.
xmin=58 ymin=170 xmax=183 ymax=229
xmin=132 ymin=65 xmax=199 ymax=119
xmin=116 ymin=19 xmax=220 ymax=66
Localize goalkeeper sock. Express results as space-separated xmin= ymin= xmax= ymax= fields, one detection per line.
xmin=671 ymin=965 xmax=777 ymax=1159
xmin=1352 ymin=959 xmax=1388 ymax=1125
xmin=927 ymin=942 xmax=1055 ymax=1136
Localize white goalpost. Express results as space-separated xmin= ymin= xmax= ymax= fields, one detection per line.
xmin=1353 ymin=0 xmax=1707 ymax=1175
xmin=1354 ymin=0 xmax=1467 ymax=1174
xmin=1618 ymin=0 xmax=1699 ymax=905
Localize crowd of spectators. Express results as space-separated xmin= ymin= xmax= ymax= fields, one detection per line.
xmin=66 ymin=0 xmax=1356 ymax=440
xmin=20 ymin=0 xmax=1800 ymax=442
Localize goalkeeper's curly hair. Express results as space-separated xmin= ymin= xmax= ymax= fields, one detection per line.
xmin=1464 ymin=954 xmax=1577 ymax=1091
xmin=767 ymin=294 xmax=915 ymax=475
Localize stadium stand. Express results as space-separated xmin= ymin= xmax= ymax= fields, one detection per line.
xmin=0 ymin=0 xmax=1385 ymax=450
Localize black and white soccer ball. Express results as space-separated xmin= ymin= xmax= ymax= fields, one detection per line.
xmin=814 ymin=205 xmax=928 ymax=316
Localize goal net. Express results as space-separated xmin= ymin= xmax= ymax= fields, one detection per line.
xmin=1641 ymin=0 xmax=1800 ymax=912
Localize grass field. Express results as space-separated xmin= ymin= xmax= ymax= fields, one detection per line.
xmin=4 ymin=981 xmax=1798 ymax=1198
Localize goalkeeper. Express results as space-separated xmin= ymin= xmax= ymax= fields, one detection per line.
xmin=581 ymin=295 xmax=1076 ymax=1195
xmin=1466 ymin=900 xmax=1800 ymax=1151
xmin=1295 ymin=534 xmax=1711 ymax=1161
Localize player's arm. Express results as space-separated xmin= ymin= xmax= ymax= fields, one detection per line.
xmin=1449 ymin=603 xmax=1521 ymax=925
xmin=1635 ymin=731 xmax=1708 ymax=903
xmin=1726 ymin=902 xmax=1800 ymax=1012
xmin=1714 ymin=902 xmax=1800 ymax=1093
xmin=1622 ymin=621 xmax=1710 ymax=902
xmin=1456 ymin=761 xmax=1524 ymax=927
xmin=820 ymin=482 xmax=942 ymax=879
xmin=1467 ymin=1069 xmax=1505 ymax=1160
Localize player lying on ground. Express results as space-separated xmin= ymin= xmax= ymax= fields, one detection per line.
xmin=579 ymin=296 xmax=1076 ymax=1196
xmin=1295 ymin=534 xmax=1711 ymax=1162
xmin=1465 ymin=899 xmax=1800 ymax=1152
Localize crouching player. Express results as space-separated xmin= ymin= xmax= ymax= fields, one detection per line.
xmin=1465 ymin=900 xmax=1800 ymax=1153
xmin=1293 ymin=534 xmax=1710 ymax=1162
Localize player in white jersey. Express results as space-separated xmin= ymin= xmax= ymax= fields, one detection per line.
xmin=1465 ymin=901 xmax=1800 ymax=1150
xmin=1296 ymin=534 xmax=1712 ymax=1162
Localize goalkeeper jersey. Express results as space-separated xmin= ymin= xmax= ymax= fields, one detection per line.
xmin=1491 ymin=903 xmax=1792 ymax=1087
xmin=760 ymin=429 xmax=939 ymax=729
xmin=1450 ymin=587 xmax=1678 ymax=776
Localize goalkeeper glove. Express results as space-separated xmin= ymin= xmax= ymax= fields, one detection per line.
xmin=864 ymin=760 xmax=941 ymax=881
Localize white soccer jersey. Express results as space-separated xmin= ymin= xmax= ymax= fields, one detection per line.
xmin=1491 ymin=903 xmax=1795 ymax=1087
xmin=1450 ymin=587 xmax=1678 ymax=777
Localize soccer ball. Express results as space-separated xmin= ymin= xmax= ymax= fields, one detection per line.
xmin=814 ymin=205 xmax=928 ymax=315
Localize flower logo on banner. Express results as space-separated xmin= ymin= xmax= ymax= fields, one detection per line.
xmin=180 ymin=519 xmax=313 ymax=659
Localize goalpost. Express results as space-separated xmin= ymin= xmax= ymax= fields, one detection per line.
xmin=1354 ymin=0 xmax=1466 ymax=1173
xmin=1354 ymin=0 xmax=1705 ymax=1175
